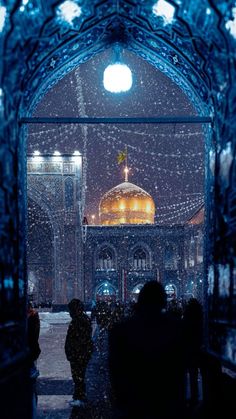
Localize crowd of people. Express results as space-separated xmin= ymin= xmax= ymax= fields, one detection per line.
xmin=27 ymin=282 xmax=204 ymax=418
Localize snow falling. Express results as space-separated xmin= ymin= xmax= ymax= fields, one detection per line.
xmin=27 ymin=48 xmax=205 ymax=226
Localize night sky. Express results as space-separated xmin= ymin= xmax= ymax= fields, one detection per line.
xmin=27 ymin=48 xmax=205 ymax=224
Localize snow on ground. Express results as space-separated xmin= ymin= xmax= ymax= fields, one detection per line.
xmin=39 ymin=311 xmax=92 ymax=326
xmin=39 ymin=311 xmax=71 ymax=324
xmin=40 ymin=319 xmax=52 ymax=331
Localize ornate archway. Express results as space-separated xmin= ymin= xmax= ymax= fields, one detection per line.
xmin=1 ymin=1 xmax=236 ymax=381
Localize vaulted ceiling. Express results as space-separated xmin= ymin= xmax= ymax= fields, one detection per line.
xmin=2 ymin=0 xmax=235 ymax=118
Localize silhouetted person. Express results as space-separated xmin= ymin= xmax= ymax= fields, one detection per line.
xmin=65 ymin=298 xmax=93 ymax=407
xmin=27 ymin=301 xmax=41 ymax=375
xmin=92 ymin=301 xmax=112 ymax=330
xmin=111 ymin=302 xmax=125 ymax=326
xmin=167 ymin=298 xmax=183 ymax=320
xmin=182 ymin=298 xmax=203 ymax=406
xmin=27 ymin=301 xmax=41 ymax=417
xmin=108 ymin=281 xmax=185 ymax=419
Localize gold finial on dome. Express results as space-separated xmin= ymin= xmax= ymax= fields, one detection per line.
xmin=124 ymin=166 xmax=129 ymax=182
xmin=100 ymin=148 xmax=155 ymax=225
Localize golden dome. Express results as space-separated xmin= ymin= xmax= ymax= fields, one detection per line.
xmin=99 ymin=181 xmax=155 ymax=225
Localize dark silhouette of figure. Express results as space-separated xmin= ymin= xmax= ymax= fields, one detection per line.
xmin=65 ymin=298 xmax=94 ymax=407
xmin=111 ymin=302 xmax=125 ymax=326
xmin=27 ymin=301 xmax=41 ymax=417
xmin=182 ymin=298 xmax=203 ymax=406
xmin=91 ymin=301 xmax=112 ymax=330
xmin=167 ymin=298 xmax=183 ymax=320
xmin=108 ymin=281 xmax=185 ymax=419
xmin=27 ymin=301 xmax=41 ymax=372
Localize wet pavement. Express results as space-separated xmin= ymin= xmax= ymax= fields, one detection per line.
xmin=36 ymin=315 xmax=113 ymax=419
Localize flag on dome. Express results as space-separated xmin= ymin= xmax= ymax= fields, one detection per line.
xmin=117 ymin=150 xmax=127 ymax=164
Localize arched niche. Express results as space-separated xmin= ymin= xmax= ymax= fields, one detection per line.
xmin=95 ymin=281 xmax=118 ymax=302
xmin=95 ymin=243 xmax=118 ymax=271
xmin=129 ymin=242 xmax=152 ymax=270
xmin=27 ymin=198 xmax=54 ymax=306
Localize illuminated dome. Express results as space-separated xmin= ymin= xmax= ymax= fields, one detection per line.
xmin=99 ymin=181 xmax=155 ymax=225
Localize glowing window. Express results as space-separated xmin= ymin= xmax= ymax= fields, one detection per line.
xmin=97 ymin=282 xmax=117 ymax=297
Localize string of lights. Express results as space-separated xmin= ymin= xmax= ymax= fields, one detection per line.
xmin=94 ymin=130 xmax=204 ymax=165
xmin=111 ymin=124 xmax=205 ymax=139
xmin=28 ymin=123 xmax=77 ymax=136
xmin=75 ymin=67 xmax=88 ymax=226
xmin=156 ymin=197 xmax=204 ymax=210
xmin=156 ymin=202 xmax=204 ymax=223
xmin=27 ymin=197 xmax=204 ymax=225
xmin=156 ymin=202 xmax=204 ymax=219
xmin=28 ymin=125 xmax=203 ymax=159
xmin=157 ymin=192 xmax=203 ymax=197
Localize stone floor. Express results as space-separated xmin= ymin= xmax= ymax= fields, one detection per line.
xmin=36 ymin=317 xmax=112 ymax=419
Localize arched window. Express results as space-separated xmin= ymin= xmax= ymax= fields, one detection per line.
xmin=133 ymin=248 xmax=147 ymax=270
xmin=96 ymin=282 xmax=117 ymax=297
xmin=98 ymin=247 xmax=114 ymax=270
xmin=165 ymin=283 xmax=177 ymax=301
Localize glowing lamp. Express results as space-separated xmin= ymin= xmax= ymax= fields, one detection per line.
xmin=103 ymin=63 xmax=132 ymax=93
xmin=57 ymin=1 xmax=82 ymax=24
xmin=226 ymin=7 xmax=236 ymax=39
xmin=152 ymin=0 xmax=175 ymax=25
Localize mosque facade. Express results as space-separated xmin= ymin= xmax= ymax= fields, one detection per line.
xmin=84 ymin=176 xmax=204 ymax=305
xmin=27 ymin=158 xmax=204 ymax=306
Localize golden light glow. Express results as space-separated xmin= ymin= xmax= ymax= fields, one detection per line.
xmin=132 ymin=200 xmax=139 ymax=210
xmin=119 ymin=217 xmax=126 ymax=223
xmin=119 ymin=202 xmax=126 ymax=211
xmin=99 ymin=181 xmax=155 ymax=225
xmin=146 ymin=202 xmax=151 ymax=212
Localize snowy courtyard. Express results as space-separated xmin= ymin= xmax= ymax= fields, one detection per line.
xmin=36 ymin=312 xmax=112 ymax=419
